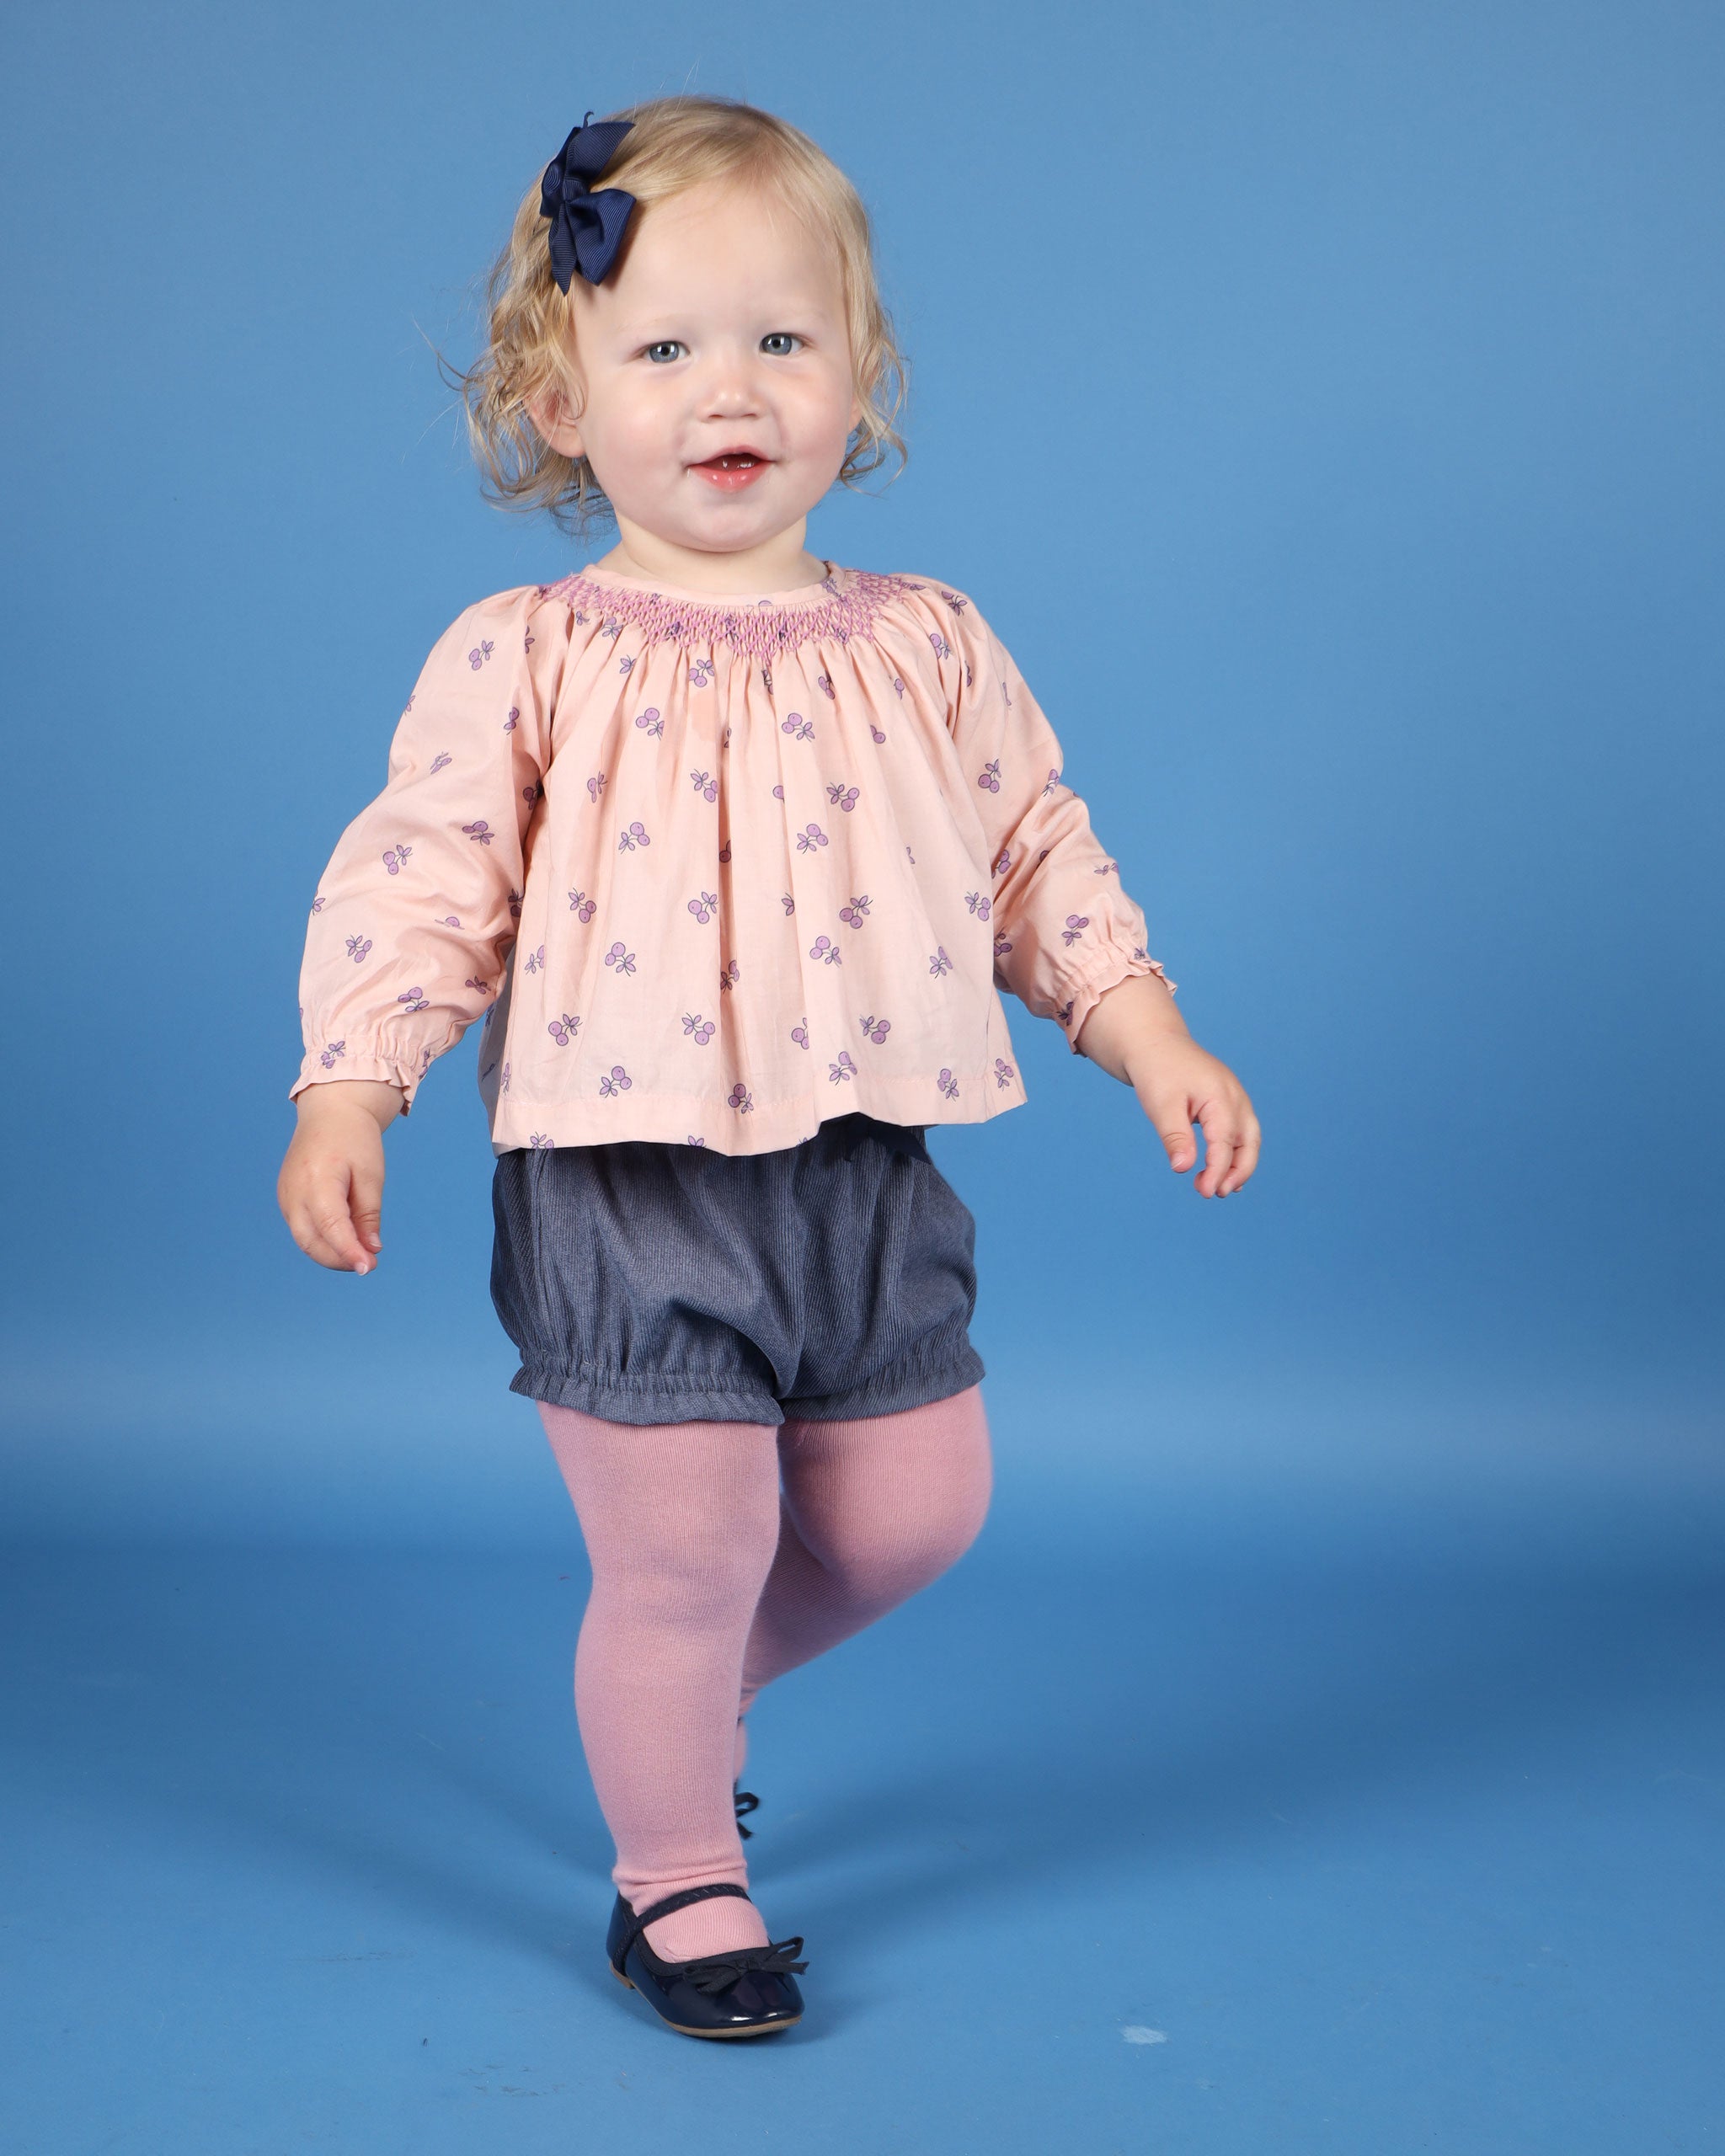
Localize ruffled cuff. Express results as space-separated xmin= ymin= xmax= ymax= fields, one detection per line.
xmin=1054 ymin=947 xmax=1178 ymax=1056
xmin=289 ymin=1043 xmax=429 ymax=1114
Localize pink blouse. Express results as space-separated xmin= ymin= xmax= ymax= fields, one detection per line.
xmin=290 ymin=559 xmax=1175 ymax=1155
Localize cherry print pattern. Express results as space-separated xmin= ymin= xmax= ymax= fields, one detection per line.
xmin=292 ymin=570 xmax=1172 ymax=1139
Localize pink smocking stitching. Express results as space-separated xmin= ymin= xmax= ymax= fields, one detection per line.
xmin=534 ymin=567 xmax=923 ymax=662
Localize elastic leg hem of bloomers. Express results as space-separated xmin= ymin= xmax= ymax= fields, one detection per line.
xmin=509 ymin=1334 xmax=986 ymax=1430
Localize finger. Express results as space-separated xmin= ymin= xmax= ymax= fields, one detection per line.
xmin=350 ymin=1162 xmax=386 ymax=1254
xmin=303 ymin=1173 xmax=377 ymax=1273
xmin=1144 ymin=1091 xmax=1199 ymax=1172
xmin=1216 ymin=1116 xmax=1263 ymax=1196
xmin=1193 ymin=1100 xmax=1241 ymax=1198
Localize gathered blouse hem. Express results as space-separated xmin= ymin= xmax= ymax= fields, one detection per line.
xmin=484 ymin=1067 xmax=1028 ymax=1158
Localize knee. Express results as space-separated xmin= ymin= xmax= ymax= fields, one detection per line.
xmin=816 ymin=1459 xmax=993 ymax=1605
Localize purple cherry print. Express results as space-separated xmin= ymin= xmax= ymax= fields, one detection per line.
xmin=462 ymin=819 xmax=495 ymax=846
xmin=977 ymin=760 xmax=1001 ymax=795
xmin=828 ymin=1050 xmax=857 ymax=1086
xmin=345 ymin=935 xmax=372 ymax=963
xmin=617 ymin=820 xmax=650 ymax=851
xmin=604 ymin=942 xmax=637 ymax=976
xmin=1061 ymin=914 xmax=1089 ymax=947
xmin=937 ymin=1067 xmax=959 ymax=1099
xmin=599 ymin=1064 xmax=633 ymax=1097
xmin=568 ymin=889 xmax=595 ymax=921
xmin=687 ymin=890 xmax=718 ymax=925
xmin=682 ymin=1012 xmax=715 ymax=1045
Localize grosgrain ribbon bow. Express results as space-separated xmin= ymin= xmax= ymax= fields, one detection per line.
xmin=540 ymin=112 xmax=637 ymax=290
xmin=680 ymin=1938 xmax=810 ymax=1996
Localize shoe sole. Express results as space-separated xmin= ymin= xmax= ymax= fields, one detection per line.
xmin=610 ymin=1963 xmax=800 ymax=2038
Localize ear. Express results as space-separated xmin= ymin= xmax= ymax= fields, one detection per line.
xmin=527 ymin=381 xmax=585 ymax=461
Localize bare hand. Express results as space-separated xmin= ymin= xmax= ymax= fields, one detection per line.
xmin=277 ymin=1081 xmax=404 ymax=1273
xmin=1074 ymin=973 xmax=1262 ymax=1197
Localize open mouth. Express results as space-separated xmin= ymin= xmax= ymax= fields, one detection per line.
xmin=692 ymin=448 xmax=772 ymax=491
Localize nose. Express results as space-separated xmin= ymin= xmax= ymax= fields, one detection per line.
xmin=696 ymin=340 xmax=768 ymax=417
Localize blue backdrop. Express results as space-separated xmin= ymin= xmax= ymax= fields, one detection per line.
xmin=3 ymin=7 xmax=1723 ymax=2152
xmin=4 ymin=0 xmax=1718 ymax=1542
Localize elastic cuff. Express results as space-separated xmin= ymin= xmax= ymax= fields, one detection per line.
xmin=1058 ymin=952 xmax=1178 ymax=1055
xmin=291 ymin=1049 xmax=425 ymax=1113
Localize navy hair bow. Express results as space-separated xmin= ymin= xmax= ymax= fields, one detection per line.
xmin=540 ymin=112 xmax=637 ymax=291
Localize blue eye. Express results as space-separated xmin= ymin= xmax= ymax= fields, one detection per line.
xmin=645 ymin=341 xmax=684 ymax=364
xmin=762 ymin=333 xmax=802 ymax=356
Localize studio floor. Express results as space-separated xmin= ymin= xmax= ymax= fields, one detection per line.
xmin=3 ymin=1434 xmax=1722 ymax=2154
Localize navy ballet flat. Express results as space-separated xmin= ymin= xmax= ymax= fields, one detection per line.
xmin=733 ymin=1782 xmax=761 ymax=1838
xmin=606 ymin=1881 xmax=807 ymax=2039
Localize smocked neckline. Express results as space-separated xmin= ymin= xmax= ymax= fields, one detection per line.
xmin=572 ymin=558 xmax=845 ymax=607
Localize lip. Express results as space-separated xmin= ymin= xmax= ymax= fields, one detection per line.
xmin=691 ymin=450 xmax=772 ymax=494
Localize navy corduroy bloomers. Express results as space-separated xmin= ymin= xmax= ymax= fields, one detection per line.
xmin=489 ymin=1112 xmax=986 ymax=1428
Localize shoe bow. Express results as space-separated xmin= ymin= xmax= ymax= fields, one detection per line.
xmin=679 ymin=1937 xmax=809 ymax=1996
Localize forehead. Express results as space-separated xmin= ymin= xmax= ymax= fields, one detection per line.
xmin=598 ymin=178 xmax=842 ymax=315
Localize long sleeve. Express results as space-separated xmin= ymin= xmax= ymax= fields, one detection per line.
xmin=940 ymin=589 xmax=1175 ymax=1052
xmin=289 ymin=585 xmax=562 ymax=1113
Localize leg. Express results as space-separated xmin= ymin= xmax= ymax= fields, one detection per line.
xmin=735 ymin=1384 xmax=993 ymax=1758
xmin=540 ymin=1401 xmax=782 ymax=1961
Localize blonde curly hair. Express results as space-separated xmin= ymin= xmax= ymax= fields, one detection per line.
xmin=444 ymin=94 xmax=911 ymax=537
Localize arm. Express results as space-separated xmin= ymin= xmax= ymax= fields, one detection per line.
xmin=944 ymin=591 xmax=1259 ymax=1198
xmin=280 ymin=587 xmax=558 ymax=1271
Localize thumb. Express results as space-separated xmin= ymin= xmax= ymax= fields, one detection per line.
xmin=350 ymin=1165 xmax=385 ymax=1251
xmin=1142 ymin=1086 xmax=1198 ymax=1172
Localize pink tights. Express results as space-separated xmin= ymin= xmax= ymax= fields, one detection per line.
xmin=538 ymin=1384 xmax=992 ymax=1961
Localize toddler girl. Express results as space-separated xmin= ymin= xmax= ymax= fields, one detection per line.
xmin=277 ymin=93 xmax=1260 ymax=2041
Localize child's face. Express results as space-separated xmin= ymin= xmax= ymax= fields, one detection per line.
xmin=536 ymin=178 xmax=863 ymax=566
